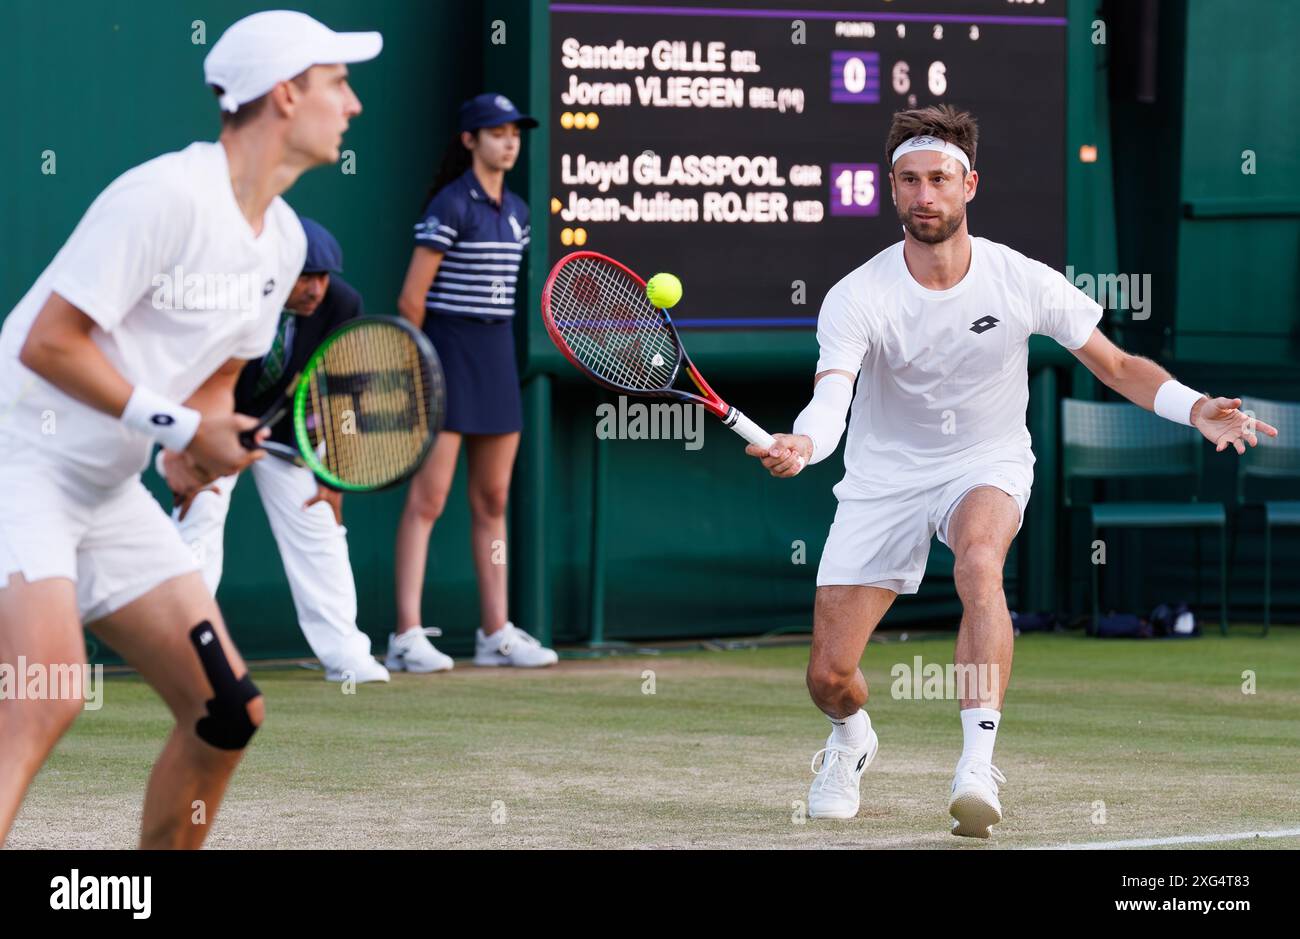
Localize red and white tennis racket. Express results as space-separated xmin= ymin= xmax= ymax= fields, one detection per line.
xmin=541 ymin=251 xmax=776 ymax=452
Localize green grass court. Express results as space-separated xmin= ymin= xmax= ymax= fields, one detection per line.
xmin=12 ymin=629 xmax=1300 ymax=849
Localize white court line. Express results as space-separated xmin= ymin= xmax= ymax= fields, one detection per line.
xmin=1042 ymin=827 xmax=1300 ymax=850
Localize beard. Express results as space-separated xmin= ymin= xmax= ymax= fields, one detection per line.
xmin=897 ymin=203 xmax=965 ymax=244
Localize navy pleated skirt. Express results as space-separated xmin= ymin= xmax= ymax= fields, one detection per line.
xmin=423 ymin=314 xmax=523 ymax=435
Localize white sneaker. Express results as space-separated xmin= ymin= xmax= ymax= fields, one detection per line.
xmin=385 ymin=627 xmax=454 ymax=673
xmin=325 ymin=656 xmax=391 ymax=684
xmin=473 ymin=622 xmax=558 ymax=667
xmin=807 ymin=727 xmax=880 ymax=820
xmin=948 ymin=761 xmax=1007 ymax=838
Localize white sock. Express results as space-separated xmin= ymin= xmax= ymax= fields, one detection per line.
xmin=828 ymin=709 xmax=870 ymax=750
xmin=959 ymin=708 xmax=1000 ymax=766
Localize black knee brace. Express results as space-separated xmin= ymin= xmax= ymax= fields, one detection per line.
xmin=190 ymin=622 xmax=261 ymax=750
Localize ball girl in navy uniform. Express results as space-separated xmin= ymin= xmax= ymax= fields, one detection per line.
xmin=389 ymin=93 xmax=557 ymax=671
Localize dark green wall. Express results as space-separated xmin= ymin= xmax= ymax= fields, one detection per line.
xmin=1109 ymin=0 xmax=1300 ymax=364
xmin=1175 ymin=0 xmax=1300 ymax=363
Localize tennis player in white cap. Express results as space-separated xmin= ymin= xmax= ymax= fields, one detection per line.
xmin=748 ymin=104 xmax=1278 ymax=839
xmin=0 ymin=11 xmax=381 ymax=848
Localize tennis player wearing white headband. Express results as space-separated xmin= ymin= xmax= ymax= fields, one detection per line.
xmin=747 ymin=104 xmax=1278 ymax=838
xmin=0 ymin=10 xmax=380 ymax=848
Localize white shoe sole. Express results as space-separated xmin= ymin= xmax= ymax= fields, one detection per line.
xmin=809 ymin=729 xmax=879 ymax=820
xmin=809 ymin=803 xmax=860 ymax=821
xmin=948 ymin=789 xmax=1002 ymax=838
xmin=324 ymin=656 xmax=391 ymax=683
xmin=471 ymin=655 xmax=557 ymax=668
xmin=325 ymin=671 xmax=391 ymax=683
xmin=385 ymin=657 xmax=453 ymax=674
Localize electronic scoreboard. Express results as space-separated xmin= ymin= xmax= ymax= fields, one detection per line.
xmin=549 ymin=0 xmax=1068 ymax=326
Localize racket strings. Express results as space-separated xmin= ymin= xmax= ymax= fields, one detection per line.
xmin=302 ymin=322 xmax=441 ymax=489
xmin=548 ymin=256 xmax=680 ymax=392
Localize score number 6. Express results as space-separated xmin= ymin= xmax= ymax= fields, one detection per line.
xmin=891 ymin=60 xmax=949 ymax=96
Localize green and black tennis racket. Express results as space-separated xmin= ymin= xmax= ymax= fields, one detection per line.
xmin=240 ymin=316 xmax=444 ymax=491
xmin=541 ymin=251 xmax=776 ymax=451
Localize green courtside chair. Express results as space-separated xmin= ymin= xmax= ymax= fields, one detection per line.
xmin=1062 ymin=399 xmax=1228 ymax=635
xmin=1237 ymin=397 xmax=1300 ymax=636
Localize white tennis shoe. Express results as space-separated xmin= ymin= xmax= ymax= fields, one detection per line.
xmin=807 ymin=727 xmax=880 ymax=819
xmin=948 ymin=760 xmax=1007 ymax=838
xmin=325 ymin=656 xmax=390 ymax=684
xmin=473 ymin=622 xmax=558 ymax=667
xmin=385 ymin=627 xmax=454 ymax=673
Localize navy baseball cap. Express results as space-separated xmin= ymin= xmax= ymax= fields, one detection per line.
xmin=298 ymin=217 xmax=343 ymax=274
xmin=458 ymin=92 xmax=538 ymax=133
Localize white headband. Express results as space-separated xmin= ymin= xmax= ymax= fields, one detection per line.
xmin=891 ymin=135 xmax=971 ymax=173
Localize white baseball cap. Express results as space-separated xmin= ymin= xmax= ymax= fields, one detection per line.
xmin=204 ymin=10 xmax=383 ymax=113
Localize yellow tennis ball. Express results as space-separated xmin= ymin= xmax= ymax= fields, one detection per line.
xmin=645 ymin=272 xmax=683 ymax=309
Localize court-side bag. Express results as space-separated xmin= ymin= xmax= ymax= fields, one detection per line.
xmin=1150 ymin=602 xmax=1200 ymax=638
xmin=1010 ymin=611 xmax=1061 ymax=634
xmin=1090 ymin=612 xmax=1153 ymax=638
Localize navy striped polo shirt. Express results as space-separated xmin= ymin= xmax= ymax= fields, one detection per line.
xmin=413 ymin=168 xmax=531 ymax=320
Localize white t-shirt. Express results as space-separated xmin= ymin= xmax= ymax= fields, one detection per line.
xmin=815 ymin=236 xmax=1102 ymax=499
xmin=0 ymin=141 xmax=306 ymax=488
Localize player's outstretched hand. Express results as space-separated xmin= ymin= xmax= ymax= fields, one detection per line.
xmin=1193 ymin=396 xmax=1279 ymax=455
xmin=745 ymin=433 xmax=812 ymax=477
xmin=188 ymin=412 xmax=267 ymax=479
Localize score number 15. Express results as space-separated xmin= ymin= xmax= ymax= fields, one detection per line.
xmin=830 ymin=163 xmax=880 ymax=216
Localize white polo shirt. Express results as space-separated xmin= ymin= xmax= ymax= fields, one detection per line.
xmin=0 ymin=141 xmax=306 ymax=488
xmin=815 ymin=236 xmax=1102 ymax=499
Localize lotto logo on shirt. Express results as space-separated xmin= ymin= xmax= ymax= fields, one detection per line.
xmin=150 ymin=265 xmax=264 ymax=319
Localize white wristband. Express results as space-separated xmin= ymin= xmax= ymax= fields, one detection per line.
xmin=1153 ymin=379 xmax=1205 ymax=427
xmin=121 ymin=386 xmax=200 ymax=452
xmin=793 ymin=373 xmax=854 ymax=464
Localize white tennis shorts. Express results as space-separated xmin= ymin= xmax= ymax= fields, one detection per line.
xmin=0 ymin=440 xmax=198 ymax=622
xmin=816 ymin=455 xmax=1034 ymax=594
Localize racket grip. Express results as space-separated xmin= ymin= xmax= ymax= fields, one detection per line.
xmin=241 ymin=399 xmax=290 ymax=451
xmin=725 ymin=408 xmax=776 ymax=451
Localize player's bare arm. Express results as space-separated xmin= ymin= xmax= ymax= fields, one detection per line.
xmin=187 ymin=355 xmax=246 ymax=415
xmin=19 ymin=292 xmax=133 ymax=416
xmin=21 ymin=294 xmax=265 ymax=483
xmin=181 ymin=357 xmax=261 ymax=482
xmin=1069 ymin=327 xmax=1279 ymax=454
